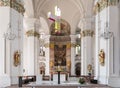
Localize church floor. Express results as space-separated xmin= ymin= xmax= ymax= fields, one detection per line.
xmin=6 ymin=84 xmax=112 ymax=88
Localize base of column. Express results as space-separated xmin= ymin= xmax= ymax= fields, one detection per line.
xmin=0 ymin=74 xmax=11 ymax=87
xmin=11 ymin=76 xmax=19 ymax=84
xmin=98 ymin=76 xmax=108 ymax=84
xmin=108 ymin=76 xmax=120 ymax=87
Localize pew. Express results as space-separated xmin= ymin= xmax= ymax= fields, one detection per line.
xmin=18 ymin=75 xmax=36 ymax=87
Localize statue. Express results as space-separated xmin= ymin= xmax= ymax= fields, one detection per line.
xmin=14 ymin=51 xmax=20 ymax=67
xmin=87 ymin=64 xmax=92 ymax=76
xmin=99 ymin=49 xmax=105 ymax=66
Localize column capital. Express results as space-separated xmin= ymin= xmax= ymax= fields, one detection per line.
xmin=81 ymin=30 xmax=94 ymax=37
xmin=26 ymin=30 xmax=39 ymax=37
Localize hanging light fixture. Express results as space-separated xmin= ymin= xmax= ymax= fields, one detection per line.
xmin=100 ymin=22 xmax=113 ymax=39
xmin=4 ymin=23 xmax=16 ymax=40
xmin=4 ymin=2 xmax=16 ymax=40
xmin=100 ymin=0 xmax=113 ymax=39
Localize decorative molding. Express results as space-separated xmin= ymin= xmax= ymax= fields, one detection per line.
xmin=50 ymin=36 xmax=71 ymax=42
xmin=26 ymin=30 xmax=39 ymax=37
xmin=94 ymin=0 xmax=118 ymax=15
xmin=50 ymin=42 xmax=73 ymax=48
xmin=0 ymin=0 xmax=25 ymax=15
xmin=81 ymin=30 xmax=94 ymax=37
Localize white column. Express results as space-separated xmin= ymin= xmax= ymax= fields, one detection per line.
xmin=23 ymin=18 xmax=37 ymax=75
xmin=95 ymin=14 xmax=100 ymax=80
xmin=81 ymin=17 xmax=94 ymax=75
xmin=70 ymin=35 xmax=76 ymax=75
xmin=44 ymin=35 xmax=50 ymax=75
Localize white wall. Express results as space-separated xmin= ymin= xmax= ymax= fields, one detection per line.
xmin=108 ymin=5 xmax=120 ymax=87
xmin=0 ymin=7 xmax=11 ymax=87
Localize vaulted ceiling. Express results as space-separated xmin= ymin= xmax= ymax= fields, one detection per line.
xmin=23 ymin=0 xmax=95 ymax=34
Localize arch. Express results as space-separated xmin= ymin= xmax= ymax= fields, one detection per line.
xmin=75 ymin=62 xmax=81 ymax=76
xmin=39 ymin=17 xmax=49 ymax=34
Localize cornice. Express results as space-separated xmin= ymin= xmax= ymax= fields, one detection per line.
xmin=94 ymin=0 xmax=118 ymax=15
xmin=0 ymin=0 xmax=25 ymax=15
xmin=26 ymin=30 xmax=39 ymax=37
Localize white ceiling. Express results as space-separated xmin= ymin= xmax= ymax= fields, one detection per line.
xmin=23 ymin=0 xmax=95 ymax=34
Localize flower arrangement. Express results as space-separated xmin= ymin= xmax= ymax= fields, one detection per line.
xmin=79 ymin=77 xmax=85 ymax=84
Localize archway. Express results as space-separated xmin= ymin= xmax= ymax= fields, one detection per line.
xmin=75 ymin=63 xmax=81 ymax=76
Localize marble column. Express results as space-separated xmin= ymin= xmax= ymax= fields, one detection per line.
xmin=70 ymin=35 xmax=76 ymax=75
xmin=44 ymin=35 xmax=50 ymax=75
xmin=81 ymin=17 xmax=94 ymax=75
xmin=23 ymin=18 xmax=39 ymax=75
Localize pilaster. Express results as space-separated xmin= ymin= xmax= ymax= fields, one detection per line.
xmin=70 ymin=35 xmax=76 ymax=75
xmin=23 ymin=18 xmax=38 ymax=75
xmin=108 ymin=3 xmax=120 ymax=87
xmin=44 ymin=35 xmax=50 ymax=75
xmin=80 ymin=17 xmax=94 ymax=75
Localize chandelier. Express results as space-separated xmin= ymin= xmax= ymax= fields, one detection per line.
xmin=100 ymin=22 xmax=113 ymax=39
xmin=47 ymin=5 xmax=61 ymax=34
xmin=99 ymin=1 xmax=113 ymax=40
xmin=4 ymin=23 xmax=16 ymax=40
xmin=100 ymin=30 xmax=113 ymax=39
xmin=4 ymin=7 xmax=16 ymax=40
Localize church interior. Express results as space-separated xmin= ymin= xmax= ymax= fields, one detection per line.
xmin=0 ymin=0 xmax=120 ymax=88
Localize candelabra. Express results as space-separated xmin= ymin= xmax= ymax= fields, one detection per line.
xmin=4 ymin=24 xmax=16 ymax=40
xmin=100 ymin=30 xmax=113 ymax=39
xmin=100 ymin=22 xmax=113 ymax=39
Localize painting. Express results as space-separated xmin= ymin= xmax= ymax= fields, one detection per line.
xmin=54 ymin=45 xmax=66 ymax=66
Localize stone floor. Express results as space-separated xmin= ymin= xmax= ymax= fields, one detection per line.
xmin=5 ymin=80 xmax=113 ymax=88
xmin=6 ymin=84 xmax=112 ymax=88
